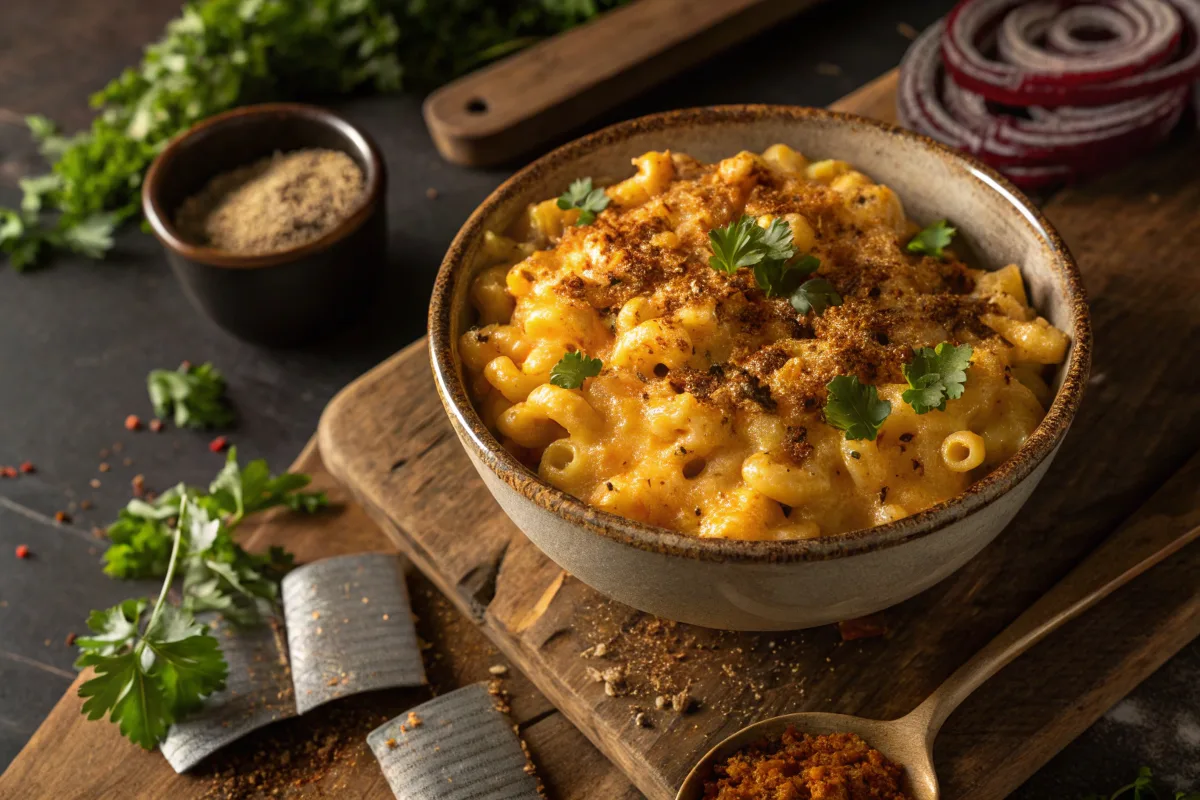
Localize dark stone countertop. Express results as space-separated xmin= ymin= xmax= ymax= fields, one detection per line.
xmin=0 ymin=0 xmax=1196 ymax=794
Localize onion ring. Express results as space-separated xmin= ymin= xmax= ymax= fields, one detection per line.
xmin=898 ymin=18 xmax=1188 ymax=187
xmin=942 ymin=0 xmax=1200 ymax=106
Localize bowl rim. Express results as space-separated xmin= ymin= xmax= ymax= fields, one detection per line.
xmin=142 ymin=102 xmax=385 ymax=269
xmin=428 ymin=104 xmax=1092 ymax=565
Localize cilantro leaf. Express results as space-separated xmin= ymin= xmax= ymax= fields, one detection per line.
xmin=75 ymin=599 xmax=148 ymax=668
xmin=824 ymin=375 xmax=891 ymax=441
xmin=709 ymin=216 xmax=797 ymax=275
xmin=901 ymin=342 xmax=973 ymax=414
xmin=208 ymin=447 xmax=326 ymax=522
xmin=556 ymin=178 xmax=610 ymax=225
xmin=790 ymin=277 xmax=843 ymax=316
xmin=906 ymin=219 xmax=956 ymax=258
xmin=549 ymin=351 xmax=603 ymax=389
xmin=147 ymin=361 xmax=234 ymax=429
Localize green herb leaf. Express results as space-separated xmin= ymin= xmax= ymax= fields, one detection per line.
xmin=102 ymin=451 xmax=323 ymax=582
xmin=906 ymin=219 xmax=956 ymax=259
xmin=709 ymin=216 xmax=797 ymax=276
xmin=147 ymin=361 xmax=234 ymax=429
xmin=79 ymin=517 xmax=229 ymax=750
xmin=556 ymin=178 xmax=610 ymax=225
xmin=901 ymin=342 xmax=973 ymax=414
xmin=789 ymin=277 xmax=843 ymax=316
xmin=549 ymin=351 xmax=603 ymax=389
xmin=824 ymin=375 xmax=891 ymax=441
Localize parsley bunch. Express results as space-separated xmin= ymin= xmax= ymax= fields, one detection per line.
xmin=78 ymin=501 xmax=229 ymax=750
xmin=147 ymin=362 xmax=234 ymax=429
xmin=708 ymin=216 xmax=842 ymax=316
xmin=83 ymin=451 xmax=326 ymax=748
xmin=3 ymin=0 xmax=629 ymax=270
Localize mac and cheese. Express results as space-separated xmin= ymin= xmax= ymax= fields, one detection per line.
xmin=459 ymin=147 xmax=1069 ymax=540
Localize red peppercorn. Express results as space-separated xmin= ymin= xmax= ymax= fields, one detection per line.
xmin=124 ymin=414 xmax=142 ymax=431
xmin=65 ymin=632 xmax=77 ymax=647
xmin=15 ymin=545 xmax=30 ymax=559
xmin=18 ymin=461 xmax=35 ymax=474
xmin=0 ymin=467 xmax=15 ymax=479
xmin=149 ymin=419 xmax=164 ymax=433
xmin=54 ymin=511 xmax=72 ymax=524
xmin=209 ymin=436 xmax=228 ymax=453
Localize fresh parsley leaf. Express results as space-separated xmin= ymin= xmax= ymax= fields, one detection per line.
xmin=147 ymin=361 xmax=234 ymax=429
xmin=75 ymin=599 xmax=148 ymax=668
xmin=58 ymin=213 xmax=118 ymax=259
xmin=549 ymin=351 xmax=603 ymax=389
xmin=709 ymin=216 xmax=797 ymax=275
xmin=753 ymin=253 xmax=820 ymax=299
xmin=824 ymin=375 xmax=892 ymax=441
xmin=901 ymin=342 xmax=973 ymax=414
xmin=790 ymin=277 xmax=843 ymax=316
xmin=556 ymin=178 xmax=610 ymax=225
xmin=906 ymin=219 xmax=956 ymax=258
xmin=102 ymin=451 xmax=324 ymax=581
xmin=1084 ymin=766 xmax=1200 ymax=800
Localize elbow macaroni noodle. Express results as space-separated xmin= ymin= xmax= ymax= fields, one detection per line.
xmin=459 ymin=147 xmax=1070 ymax=540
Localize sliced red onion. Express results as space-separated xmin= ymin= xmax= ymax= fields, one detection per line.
xmin=898 ymin=18 xmax=1187 ymax=188
xmin=942 ymin=0 xmax=1200 ymax=106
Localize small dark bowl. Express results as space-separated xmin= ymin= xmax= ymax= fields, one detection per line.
xmin=143 ymin=103 xmax=387 ymax=347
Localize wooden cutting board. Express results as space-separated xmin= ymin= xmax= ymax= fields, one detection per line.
xmin=318 ymin=73 xmax=1200 ymax=799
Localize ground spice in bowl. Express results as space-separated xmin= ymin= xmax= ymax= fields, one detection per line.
xmin=175 ymin=148 xmax=365 ymax=255
xmin=703 ymin=728 xmax=910 ymax=800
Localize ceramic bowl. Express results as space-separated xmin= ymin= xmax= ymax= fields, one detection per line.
xmin=143 ymin=103 xmax=387 ymax=347
xmin=428 ymin=106 xmax=1091 ymax=631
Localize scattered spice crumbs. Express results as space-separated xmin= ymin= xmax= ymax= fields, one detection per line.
xmin=0 ymin=467 xmax=16 ymax=479
xmin=54 ymin=511 xmax=72 ymax=524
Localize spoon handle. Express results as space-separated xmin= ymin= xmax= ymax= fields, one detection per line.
xmin=910 ymin=498 xmax=1200 ymax=738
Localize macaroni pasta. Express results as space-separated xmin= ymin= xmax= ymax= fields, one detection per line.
xmin=459 ymin=147 xmax=1070 ymax=540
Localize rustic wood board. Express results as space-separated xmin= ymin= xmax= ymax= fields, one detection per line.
xmin=423 ymin=0 xmax=823 ymax=166
xmin=318 ymin=72 xmax=1200 ymax=799
xmin=0 ymin=439 xmax=640 ymax=799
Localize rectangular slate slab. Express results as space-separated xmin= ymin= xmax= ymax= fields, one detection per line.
xmin=282 ymin=552 xmax=427 ymax=714
xmin=368 ymin=683 xmax=542 ymax=800
xmin=160 ymin=616 xmax=294 ymax=773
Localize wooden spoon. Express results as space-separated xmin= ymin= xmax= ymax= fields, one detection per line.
xmin=676 ymin=522 xmax=1200 ymax=800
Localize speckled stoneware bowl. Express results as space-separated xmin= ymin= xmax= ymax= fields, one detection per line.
xmin=429 ymin=106 xmax=1091 ymax=631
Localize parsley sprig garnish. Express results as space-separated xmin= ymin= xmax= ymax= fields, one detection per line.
xmin=708 ymin=216 xmax=842 ymax=316
xmin=557 ymin=178 xmax=610 ymax=225
xmin=906 ymin=219 xmax=956 ymax=259
xmin=709 ymin=215 xmax=796 ymax=274
xmin=147 ymin=362 xmax=234 ymax=429
xmin=1083 ymin=766 xmax=1200 ymax=800
xmin=824 ymin=376 xmax=892 ymax=442
xmin=550 ymin=351 xmax=603 ymax=389
xmin=78 ymin=499 xmax=229 ymax=750
xmin=103 ymin=448 xmax=325 ymax=584
xmin=83 ymin=450 xmax=327 ymax=748
xmin=901 ymin=343 xmax=973 ymax=414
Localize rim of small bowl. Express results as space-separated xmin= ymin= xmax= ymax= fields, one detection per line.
xmin=142 ymin=102 xmax=385 ymax=269
xmin=429 ymin=104 xmax=1092 ymax=565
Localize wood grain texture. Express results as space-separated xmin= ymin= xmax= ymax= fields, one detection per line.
xmin=0 ymin=439 xmax=640 ymax=799
xmin=423 ymin=0 xmax=822 ymax=166
xmin=319 ymin=76 xmax=1200 ymax=799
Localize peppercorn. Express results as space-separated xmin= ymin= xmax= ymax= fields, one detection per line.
xmin=209 ymin=436 xmax=229 ymax=453
xmin=149 ymin=419 xmax=164 ymax=433
xmin=15 ymin=545 xmax=30 ymax=559
xmin=124 ymin=414 xmax=142 ymax=431
xmin=18 ymin=461 xmax=35 ymax=474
